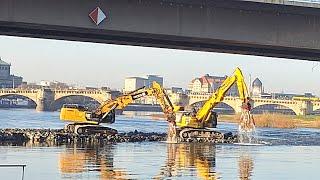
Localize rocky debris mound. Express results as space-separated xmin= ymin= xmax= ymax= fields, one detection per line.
xmin=0 ymin=129 xmax=167 ymax=144
xmin=0 ymin=129 xmax=237 ymax=144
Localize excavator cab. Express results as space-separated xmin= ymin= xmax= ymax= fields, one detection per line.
xmin=204 ymin=110 xmax=217 ymax=128
xmin=99 ymin=110 xmax=116 ymax=124
xmin=60 ymin=104 xmax=115 ymax=124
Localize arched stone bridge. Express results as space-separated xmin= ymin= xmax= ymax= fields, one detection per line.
xmin=188 ymin=92 xmax=320 ymax=115
xmin=0 ymin=88 xmax=117 ymax=111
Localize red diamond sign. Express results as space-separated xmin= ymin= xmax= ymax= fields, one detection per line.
xmin=89 ymin=7 xmax=106 ymax=25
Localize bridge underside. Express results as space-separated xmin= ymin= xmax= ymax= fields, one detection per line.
xmin=1 ymin=0 xmax=320 ymax=60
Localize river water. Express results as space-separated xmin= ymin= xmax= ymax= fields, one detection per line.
xmin=0 ymin=109 xmax=320 ymax=180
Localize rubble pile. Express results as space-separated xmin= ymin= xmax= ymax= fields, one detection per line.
xmin=0 ymin=129 xmax=237 ymax=144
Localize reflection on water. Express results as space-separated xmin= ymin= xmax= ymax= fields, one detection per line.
xmin=155 ymin=143 xmax=217 ymax=180
xmin=58 ymin=143 xmax=219 ymax=180
xmin=239 ymin=154 xmax=254 ymax=180
xmin=59 ymin=143 xmax=128 ymax=180
xmin=2 ymin=142 xmax=320 ymax=179
xmin=58 ymin=143 xmax=255 ymax=180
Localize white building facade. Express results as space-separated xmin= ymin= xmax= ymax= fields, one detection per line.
xmin=188 ymin=74 xmax=238 ymax=96
xmin=124 ymin=75 xmax=165 ymax=104
xmin=124 ymin=77 xmax=147 ymax=92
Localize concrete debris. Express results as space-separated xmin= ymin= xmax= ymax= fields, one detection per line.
xmin=0 ymin=129 xmax=237 ymax=144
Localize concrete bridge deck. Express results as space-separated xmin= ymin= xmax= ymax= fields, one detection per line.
xmin=241 ymin=0 xmax=320 ymax=8
xmin=1 ymin=0 xmax=320 ymax=60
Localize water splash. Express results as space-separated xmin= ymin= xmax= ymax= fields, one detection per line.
xmin=238 ymin=128 xmax=257 ymax=144
xmin=238 ymin=111 xmax=257 ymax=144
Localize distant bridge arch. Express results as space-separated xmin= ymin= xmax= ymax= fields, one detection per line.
xmin=53 ymin=94 xmax=102 ymax=104
xmin=54 ymin=94 xmax=104 ymax=105
xmin=53 ymin=90 xmax=110 ymax=104
xmin=0 ymin=93 xmax=37 ymax=104
xmin=251 ymin=104 xmax=297 ymax=115
xmin=0 ymin=90 xmax=39 ymax=105
xmin=0 ymin=93 xmax=37 ymax=109
xmin=51 ymin=95 xmax=102 ymax=111
xmin=251 ymin=99 xmax=303 ymax=116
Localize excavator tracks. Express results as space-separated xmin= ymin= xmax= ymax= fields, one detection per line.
xmin=64 ymin=124 xmax=117 ymax=135
xmin=178 ymin=128 xmax=225 ymax=143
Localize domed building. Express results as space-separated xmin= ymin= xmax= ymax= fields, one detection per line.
xmin=0 ymin=57 xmax=23 ymax=88
xmin=251 ymin=78 xmax=263 ymax=97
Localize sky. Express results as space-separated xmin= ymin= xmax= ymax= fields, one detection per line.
xmin=0 ymin=35 xmax=319 ymax=96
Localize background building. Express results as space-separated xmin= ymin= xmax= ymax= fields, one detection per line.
xmin=166 ymin=87 xmax=189 ymax=106
xmin=188 ymin=74 xmax=238 ymax=95
xmin=0 ymin=58 xmax=23 ymax=88
xmin=124 ymin=75 xmax=163 ymax=93
xmin=144 ymin=75 xmax=163 ymax=88
xmin=251 ymin=78 xmax=263 ymax=97
xmin=124 ymin=77 xmax=147 ymax=92
xmin=124 ymin=75 xmax=164 ymax=104
xmin=39 ymin=80 xmax=70 ymax=89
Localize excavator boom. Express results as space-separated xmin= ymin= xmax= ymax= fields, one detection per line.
xmin=150 ymin=82 xmax=176 ymax=121
xmin=196 ymin=67 xmax=249 ymax=122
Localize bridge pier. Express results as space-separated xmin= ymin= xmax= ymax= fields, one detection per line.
xmin=296 ymin=101 xmax=314 ymax=116
xmin=36 ymin=89 xmax=54 ymax=111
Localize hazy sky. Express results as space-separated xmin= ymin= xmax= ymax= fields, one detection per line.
xmin=0 ymin=35 xmax=319 ymax=96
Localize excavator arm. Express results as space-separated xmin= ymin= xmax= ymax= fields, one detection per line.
xmin=95 ymin=82 xmax=177 ymax=123
xmin=196 ymin=67 xmax=249 ymax=123
xmin=91 ymin=86 xmax=156 ymax=123
xmin=149 ymin=82 xmax=176 ymax=121
xmin=60 ymin=82 xmax=173 ymax=125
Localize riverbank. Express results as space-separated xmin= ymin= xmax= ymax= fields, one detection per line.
xmin=219 ymin=114 xmax=320 ymax=129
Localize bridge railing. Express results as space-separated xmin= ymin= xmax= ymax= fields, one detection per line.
xmin=0 ymin=89 xmax=39 ymax=93
xmin=0 ymin=88 xmax=110 ymax=94
xmin=53 ymin=90 xmax=104 ymax=94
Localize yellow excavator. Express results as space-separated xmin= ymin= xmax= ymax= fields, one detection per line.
xmin=163 ymin=67 xmax=249 ymax=142
xmin=60 ymin=81 xmax=174 ymax=134
xmin=60 ymin=67 xmax=249 ymax=139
